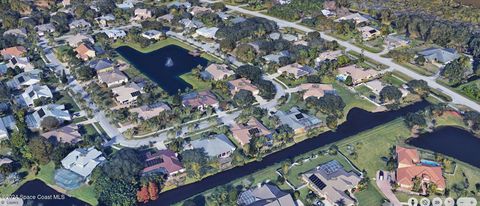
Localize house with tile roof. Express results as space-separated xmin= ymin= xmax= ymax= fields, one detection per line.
xmin=357 ymin=26 xmax=381 ymax=40
xmin=181 ymin=91 xmax=219 ymax=110
xmin=237 ymin=184 xmax=296 ymax=206
xmin=41 ymin=124 xmax=82 ymax=144
xmin=142 ymin=149 xmax=185 ymax=179
xmin=98 ymin=70 xmax=128 ymax=87
xmin=130 ymin=102 xmax=171 ymax=120
xmin=228 ymin=78 xmax=259 ymax=95
xmin=337 ymin=65 xmax=379 ymax=85
xmin=133 ymin=8 xmax=152 ymax=21
xmin=1 ymin=46 xmax=27 ymax=59
xmin=230 ymin=118 xmax=271 ymax=146
xmin=202 ymin=64 xmax=234 ymax=81
xmin=395 ymin=146 xmax=446 ymax=193
xmin=20 ymin=84 xmax=53 ymax=107
xmin=278 ymin=63 xmax=315 ymax=79
xmin=297 ymin=83 xmax=336 ymax=100
xmin=75 ymin=43 xmax=96 ymax=61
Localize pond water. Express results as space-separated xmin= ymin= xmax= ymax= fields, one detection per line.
xmin=12 ymin=179 xmax=89 ymax=206
xmin=409 ymin=126 xmax=480 ymax=168
xmin=115 ymin=45 xmax=209 ymax=95
xmin=146 ymin=100 xmax=431 ymax=205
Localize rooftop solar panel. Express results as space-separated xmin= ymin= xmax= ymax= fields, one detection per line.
xmin=309 ymin=174 xmax=326 ymax=190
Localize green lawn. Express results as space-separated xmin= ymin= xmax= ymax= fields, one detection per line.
xmin=179 ymin=73 xmax=212 ymax=91
xmin=334 ymin=82 xmax=377 ymax=114
xmin=279 ymin=92 xmax=302 ymax=112
xmin=82 ymin=123 xmax=101 ymax=136
xmin=68 ymin=184 xmax=99 ymax=206
xmin=94 ymin=122 xmax=107 ymax=136
xmin=37 ymin=162 xmax=56 ymax=185
xmin=394 ymin=60 xmax=438 ymax=76
xmin=355 ymin=84 xmax=377 ymax=100
xmin=56 ymin=92 xmax=80 ymax=113
xmin=382 ymin=73 xmax=406 ymax=87
xmin=352 ymin=41 xmax=384 ymax=54
xmin=355 ymin=182 xmax=386 ymax=206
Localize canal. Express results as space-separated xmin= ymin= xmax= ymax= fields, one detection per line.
xmin=12 ymin=179 xmax=89 ymax=206
xmin=146 ymin=100 xmax=431 ymax=205
xmin=115 ymin=45 xmax=209 ymax=95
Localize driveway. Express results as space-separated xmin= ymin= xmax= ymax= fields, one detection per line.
xmin=376 ymin=170 xmax=402 ymax=206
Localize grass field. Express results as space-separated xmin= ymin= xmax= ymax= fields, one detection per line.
xmin=394 ymin=60 xmax=437 ymax=76
xmin=179 ymin=73 xmax=212 ymax=91
xmin=334 ymin=82 xmax=377 ymax=114
xmin=68 ymin=184 xmax=98 ymax=206
xmin=56 ymin=92 xmax=80 ymax=113
xmin=355 ymin=182 xmax=386 ymax=206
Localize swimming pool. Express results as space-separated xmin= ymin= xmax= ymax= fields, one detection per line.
xmin=420 ymin=159 xmax=441 ymax=167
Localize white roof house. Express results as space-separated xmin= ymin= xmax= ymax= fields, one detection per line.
xmin=111 ymin=82 xmax=143 ymax=104
xmin=195 ymin=27 xmax=219 ymax=39
xmin=141 ymin=30 xmax=164 ymax=40
xmin=335 ymin=13 xmax=369 ymax=24
xmin=20 ymin=84 xmax=53 ymax=107
xmin=3 ymin=28 xmax=27 ymax=37
xmin=357 ymin=26 xmax=381 ymax=40
xmin=133 ymin=8 xmax=152 ymax=20
xmin=61 ymin=147 xmax=105 ymax=178
xmin=6 ymin=70 xmax=42 ymax=89
xmin=26 ymin=104 xmax=71 ymax=129
xmin=98 ymin=70 xmax=128 ymax=87
xmin=104 ymin=29 xmax=126 ymax=39
xmin=6 ymin=56 xmax=35 ymax=72
xmin=35 ymin=23 xmax=55 ymax=36
xmin=69 ymin=19 xmax=92 ymax=29
xmin=0 ymin=119 xmax=8 ymax=141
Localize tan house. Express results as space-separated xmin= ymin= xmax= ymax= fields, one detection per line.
xmin=277 ymin=63 xmax=315 ymax=79
xmin=75 ymin=44 xmax=96 ymax=61
xmin=130 ymin=103 xmax=171 ymax=120
xmin=298 ymin=83 xmax=335 ymax=100
xmin=230 ymin=117 xmax=271 ymax=146
xmin=41 ymin=124 xmax=82 ymax=144
xmin=316 ymin=50 xmax=343 ymax=64
xmin=98 ymin=70 xmax=128 ymax=87
xmin=202 ymin=64 xmax=234 ymax=81
xmin=181 ymin=91 xmax=219 ymax=110
xmin=228 ymin=78 xmax=259 ymax=95
xmin=337 ymin=65 xmax=379 ymax=85
xmin=1 ymin=46 xmax=27 ymax=59
xmin=134 ymin=9 xmax=152 ymax=20
xmin=111 ymin=82 xmax=143 ymax=104
xmin=357 ymin=26 xmax=381 ymax=40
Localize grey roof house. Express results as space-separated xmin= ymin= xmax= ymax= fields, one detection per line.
xmin=237 ymin=184 xmax=296 ymax=206
xmin=185 ymin=134 xmax=236 ymax=159
xmin=276 ymin=107 xmax=322 ymax=135
xmin=418 ymin=48 xmax=460 ymax=64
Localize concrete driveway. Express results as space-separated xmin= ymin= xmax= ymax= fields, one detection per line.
xmin=376 ymin=170 xmax=402 ymax=206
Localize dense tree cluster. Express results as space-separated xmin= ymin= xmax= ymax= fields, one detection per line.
xmin=440 ymin=56 xmax=473 ymax=86
xmin=216 ymin=17 xmax=278 ymax=42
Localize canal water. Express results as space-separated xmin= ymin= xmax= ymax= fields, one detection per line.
xmin=12 ymin=179 xmax=89 ymax=206
xmin=115 ymin=45 xmax=209 ymax=95
xmin=146 ymin=100 xmax=431 ymax=205
xmin=409 ymin=126 xmax=480 ymax=168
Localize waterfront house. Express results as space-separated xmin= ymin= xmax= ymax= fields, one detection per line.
xmin=185 ymin=134 xmax=236 ymax=159
xmin=1 ymin=46 xmax=27 ymax=59
xmin=104 ymin=29 xmax=127 ymax=39
xmin=357 ymin=26 xmax=381 ymax=40
xmin=337 ymin=65 xmax=379 ymax=85
xmin=228 ymin=78 xmax=259 ymax=95
xmin=75 ymin=43 xmax=96 ymax=61
xmin=89 ymin=58 xmax=114 ymax=73
xmin=142 ymin=149 xmax=185 ymax=181
xmin=141 ymin=30 xmax=164 ymax=40
xmin=277 ymin=63 xmax=315 ymax=79
xmin=395 ymin=146 xmax=446 ymax=193
xmin=418 ymin=48 xmax=460 ymax=64
xmin=275 ymin=107 xmax=322 ymax=135
xmin=181 ymin=91 xmax=219 ymax=110
xmin=97 ymin=70 xmax=128 ymax=87
xmin=202 ymin=64 xmax=234 ymax=81
xmin=41 ymin=124 xmax=82 ymax=144
xmin=237 ymin=184 xmax=295 ymax=206
xmin=195 ymin=27 xmax=219 ymax=39
xmin=25 ymin=104 xmax=71 ymax=129
xmin=111 ymin=82 xmax=144 ymax=104
xmin=61 ymin=147 xmax=105 ymax=179
xmin=298 ymin=83 xmax=336 ymax=100
xmin=303 ymin=160 xmax=361 ymax=206
xmin=130 ymin=102 xmax=171 ymax=120
xmin=19 ymin=84 xmax=53 ymax=107
xmin=231 ymin=117 xmax=271 ymax=146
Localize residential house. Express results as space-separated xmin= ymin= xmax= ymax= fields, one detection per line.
xmin=282 ymin=33 xmax=299 ymax=42
xmin=316 ymin=50 xmax=343 ymax=65
xmin=180 ymin=18 xmax=204 ymax=30
xmin=133 ymin=8 xmax=152 ymax=20
xmin=395 ymin=146 xmax=446 ymax=193
xmin=157 ymin=14 xmax=174 ymax=22
xmin=335 ymin=13 xmax=369 ymax=25
xmin=1 ymin=46 xmax=27 ymax=59
xmin=41 ymin=124 xmax=82 ymax=144
xmin=237 ymin=184 xmax=296 ymax=206
xmin=273 ymin=0 xmax=292 ymax=5
xmin=0 ymin=158 xmax=12 ymax=166
xmin=65 ymin=34 xmax=94 ymax=47
xmin=98 ymin=70 xmax=128 ymax=87
xmin=303 ymin=160 xmax=362 ymax=206
xmin=201 ymin=64 xmax=234 ymax=81
xmin=25 ymin=104 xmax=71 ymax=129
xmin=62 ymin=0 xmax=71 ymax=7
xmin=2 ymin=115 xmax=16 ymax=131
xmin=277 ymin=63 xmax=315 ymax=79
xmin=0 ymin=63 xmax=7 ymax=75
xmin=142 ymin=149 xmax=185 ymax=181
xmin=185 ymin=134 xmax=236 ymax=159
xmin=0 ymin=119 xmax=8 ymax=141
xmin=167 ymin=1 xmax=192 ymax=9
xmin=20 ymin=84 xmax=53 ymax=107
xmin=6 ymin=56 xmax=35 ymax=71
xmin=89 ymin=58 xmax=114 ymax=73
xmin=69 ymin=19 xmax=92 ymax=29
xmin=6 ymin=70 xmax=42 ymax=89
xmin=181 ymin=91 xmax=219 ymax=110
xmin=262 ymin=51 xmax=290 ymax=63
xmin=35 ymin=23 xmax=55 ymax=36
xmin=228 ymin=78 xmax=259 ymax=95
xmin=95 ymin=14 xmax=116 ymax=27
xmin=190 ymin=6 xmax=212 ymax=16
xmin=195 ymin=27 xmax=219 ymax=39
xmin=384 ymin=34 xmax=410 ymax=50
xmin=116 ymin=1 xmax=134 ymax=9
xmin=322 ymin=1 xmax=337 ymax=17
xmin=130 ymin=102 xmax=171 ymax=120
xmin=364 ymin=79 xmax=385 ymax=95
xmin=75 ymin=43 xmax=96 ymax=61
xmin=418 ymin=48 xmax=460 ymax=64
xmin=276 ymin=107 xmax=322 ymax=135
xmin=357 ymin=26 xmax=381 ymax=40
xmin=298 ymin=83 xmax=336 ymax=99
xmin=3 ymin=28 xmax=27 ymax=38
xmin=104 ymin=29 xmax=127 ymax=39
xmin=61 ymin=147 xmax=105 ymax=179
xmin=141 ymin=30 xmax=164 ymax=40
xmin=337 ymin=65 xmax=379 ymax=85
xmin=111 ymin=82 xmax=143 ymax=104
xmin=230 ymin=117 xmax=271 ymax=146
